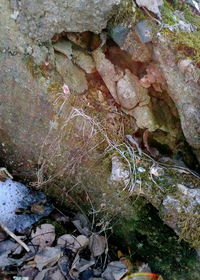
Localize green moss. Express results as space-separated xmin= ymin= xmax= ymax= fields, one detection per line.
xmin=160 ymin=1 xmax=200 ymax=63
xmin=47 ymin=81 xmax=63 ymax=94
xmin=108 ymin=0 xmax=137 ymax=28
xmin=113 ymin=200 xmax=200 ymax=280
xmin=178 ymin=212 xmax=200 ymax=249
xmin=161 ymin=1 xmax=177 ymax=25
xmin=174 ymin=31 xmax=200 ymax=63
xmin=184 ymin=7 xmax=200 ymax=30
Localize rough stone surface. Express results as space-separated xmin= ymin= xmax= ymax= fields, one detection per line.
xmin=55 ymin=53 xmax=88 ymax=95
xmin=135 ymin=20 xmax=153 ymax=43
xmin=116 ymin=69 xmax=150 ymax=110
xmin=15 ymin=0 xmax=121 ymax=42
xmin=154 ymin=36 xmax=200 ymax=150
xmin=0 ymin=0 xmax=200 ymax=259
xmin=0 ymin=179 xmax=52 ymax=231
xmin=73 ymin=49 xmax=96 ymax=74
xmin=131 ymin=105 xmax=158 ymax=132
xmin=121 ymin=30 xmax=151 ymax=62
xmin=136 ymin=0 xmax=163 ymax=17
xmin=92 ymin=48 xmax=121 ymax=104
xmin=160 ymin=183 xmax=200 ymax=249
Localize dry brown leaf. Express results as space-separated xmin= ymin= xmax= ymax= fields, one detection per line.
xmin=57 ymin=234 xmax=88 ymax=252
xmin=31 ymin=224 xmax=55 ymax=249
xmin=34 ymin=247 xmax=63 ymax=271
xmin=89 ymin=234 xmax=107 ymax=257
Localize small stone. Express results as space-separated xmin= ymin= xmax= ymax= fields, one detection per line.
xmin=121 ymin=30 xmax=151 ymax=62
xmin=73 ymin=49 xmax=96 ymax=74
xmin=109 ymin=26 xmax=130 ymax=47
xmin=53 ymin=40 xmax=73 ymax=59
xmin=55 ymin=53 xmax=88 ymax=95
xmin=116 ymin=70 xmax=150 ymax=110
xmin=109 ymin=156 xmax=130 ymax=185
xmin=92 ymin=48 xmax=120 ymax=104
xmin=57 ymin=234 xmax=88 ymax=252
xmin=132 ymin=105 xmax=158 ymax=132
xmin=135 ymin=20 xmax=153 ymax=43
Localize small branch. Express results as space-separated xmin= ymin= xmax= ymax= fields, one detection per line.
xmin=0 ymin=222 xmax=30 ymax=252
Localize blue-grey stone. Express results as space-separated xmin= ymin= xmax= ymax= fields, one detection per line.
xmin=135 ymin=20 xmax=153 ymax=43
xmin=109 ymin=26 xmax=130 ymax=47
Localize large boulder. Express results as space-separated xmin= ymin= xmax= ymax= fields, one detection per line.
xmin=13 ymin=0 xmax=121 ymax=42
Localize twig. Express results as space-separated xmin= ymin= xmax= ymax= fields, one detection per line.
xmin=0 ymin=222 xmax=30 ymax=252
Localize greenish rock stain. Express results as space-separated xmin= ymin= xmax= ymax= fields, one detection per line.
xmin=113 ymin=199 xmax=200 ymax=280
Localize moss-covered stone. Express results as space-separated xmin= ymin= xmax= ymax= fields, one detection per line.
xmin=160 ymin=1 xmax=200 ymax=63
xmin=113 ymin=200 xmax=200 ymax=280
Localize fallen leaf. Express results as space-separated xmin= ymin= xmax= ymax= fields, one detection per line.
xmin=0 ymin=240 xmax=22 ymax=256
xmin=58 ymin=256 xmax=69 ymax=276
xmin=57 ymin=234 xmax=86 ymax=252
xmin=70 ymin=254 xmax=95 ymax=278
xmin=34 ymin=247 xmax=63 ymax=271
xmin=102 ymin=261 xmax=128 ymax=280
xmin=72 ymin=213 xmax=91 ymax=236
xmin=89 ymin=234 xmax=107 ymax=257
xmin=31 ymin=224 xmax=55 ymax=249
xmin=17 ymin=267 xmax=39 ymax=280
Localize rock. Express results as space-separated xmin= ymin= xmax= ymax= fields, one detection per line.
xmin=0 ymin=240 xmax=22 ymax=257
xmin=35 ymin=266 xmax=65 ymax=280
xmin=109 ymin=27 xmax=151 ymax=62
xmin=18 ymin=267 xmax=39 ymax=280
xmin=121 ymin=30 xmax=152 ymax=62
xmin=58 ymin=256 xmax=69 ymax=276
xmin=109 ymin=26 xmax=130 ymax=47
xmin=154 ymin=35 xmax=200 ymax=150
xmin=0 ymin=179 xmax=53 ymax=232
xmin=109 ymin=156 xmax=130 ymax=185
xmin=139 ymin=63 xmax=167 ymax=92
xmin=116 ymin=72 xmax=139 ymax=110
xmin=73 ymin=49 xmax=96 ymax=74
xmin=178 ymin=59 xmax=200 ymax=83
xmin=186 ymin=0 xmax=200 ymax=13
xmin=135 ymin=20 xmax=153 ymax=43
xmin=80 ymin=270 xmax=94 ymax=280
xmin=89 ymin=234 xmax=107 ymax=257
xmin=92 ymin=48 xmax=121 ymax=104
xmin=164 ymin=21 xmax=197 ymax=33
xmin=71 ymin=256 xmax=95 ymax=274
xmin=53 ymin=40 xmax=73 ymax=59
xmin=55 ymin=53 xmax=88 ymax=95
xmin=16 ymin=0 xmax=121 ymax=42
xmin=49 ymin=267 xmax=65 ymax=280
xmin=135 ymin=0 xmax=163 ymax=18
xmin=131 ymin=105 xmax=158 ymax=132
xmin=116 ymin=69 xmax=150 ymax=110
xmin=161 ymin=184 xmax=200 ymax=248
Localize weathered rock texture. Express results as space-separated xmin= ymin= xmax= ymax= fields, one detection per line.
xmin=154 ymin=36 xmax=200 ymax=150
xmin=0 ymin=0 xmax=200 ymax=275
xmin=14 ymin=0 xmax=120 ymax=42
